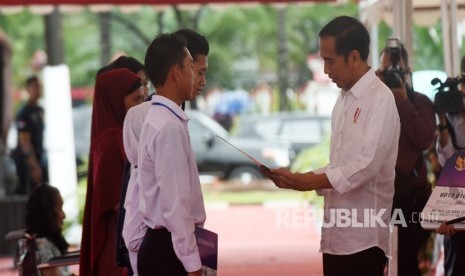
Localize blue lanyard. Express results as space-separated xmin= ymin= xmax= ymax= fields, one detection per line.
xmin=152 ymin=102 xmax=183 ymax=122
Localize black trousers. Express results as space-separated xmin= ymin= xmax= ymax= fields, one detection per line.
xmin=444 ymin=231 xmax=465 ymax=276
xmin=323 ymin=246 xmax=387 ymax=276
xmin=137 ymin=228 xmax=187 ymax=276
xmin=392 ymin=185 xmax=432 ymax=276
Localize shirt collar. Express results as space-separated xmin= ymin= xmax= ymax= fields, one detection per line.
xmin=344 ymin=67 xmax=376 ymax=99
xmin=151 ymin=95 xmax=189 ymax=121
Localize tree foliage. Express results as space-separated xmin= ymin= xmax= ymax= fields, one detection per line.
xmin=0 ymin=2 xmax=462 ymax=93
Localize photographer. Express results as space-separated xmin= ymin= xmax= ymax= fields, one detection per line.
xmin=435 ymin=55 xmax=465 ymax=276
xmin=377 ymin=39 xmax=436 ymax=276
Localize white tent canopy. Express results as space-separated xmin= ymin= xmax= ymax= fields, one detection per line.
xmin=360 ymin=0 xmax=465 ymax=27
xmin=360 ymin=0 xmax=465 ymax=76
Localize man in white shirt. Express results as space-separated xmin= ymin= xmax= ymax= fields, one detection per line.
xmin=122 ymin=29 xmax=209 ymax=276
xmin=136 ymin=33 xmax=205 ymax=276
xmin=269 ymin=16 xmax=400 ymax=276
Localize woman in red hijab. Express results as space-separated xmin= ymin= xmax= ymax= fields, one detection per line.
xmin=80 ymin=68 xmax=145 ymax=276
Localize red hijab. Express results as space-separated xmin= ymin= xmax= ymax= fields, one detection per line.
xmin=80 ymin=68 xmax=141 ymax=276
xmin=91 ymin=68 xmax=141 ymax=141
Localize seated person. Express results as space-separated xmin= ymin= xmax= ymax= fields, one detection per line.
xmin=22 ymin=183 xmax=72 ymax=276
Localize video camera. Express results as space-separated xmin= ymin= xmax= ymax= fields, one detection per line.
xmin=432 ymin=75 xmax=465 ymax=114
xmin=381 ymin=38 xmax=405 ymax=89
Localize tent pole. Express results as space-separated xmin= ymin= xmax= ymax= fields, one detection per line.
xmin=441 ymin=0 xmax=453 ymax=76
xmin=450 ymin=0 xmax=460 ymax=76
xmin=44 ymin=7 xmax=65 ymax=66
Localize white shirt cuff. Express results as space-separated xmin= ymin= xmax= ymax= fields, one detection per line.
xmin=326 ymin=167 xmax=351 ymax=195
xmin=179 ymin=250 xmax=202 ymax=272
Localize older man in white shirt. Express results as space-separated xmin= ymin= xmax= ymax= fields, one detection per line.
xmin=270 ymin=16 xmax=400 ymax=276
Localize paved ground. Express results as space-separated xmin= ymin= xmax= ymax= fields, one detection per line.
xmin=0 ymin=204 xmax=323 ymax=276
xmin=208 ymin=204 xmax=323 ymax=276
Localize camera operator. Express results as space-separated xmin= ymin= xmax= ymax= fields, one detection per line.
xmin=435 ymin=55 xmax=465 ymax=276
xmin=377 ymin=39 xmax=436 ymax=276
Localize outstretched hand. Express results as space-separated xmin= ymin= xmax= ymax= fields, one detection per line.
xmin=266 ymin=168 xmax=315 ymax=191
xmin=437 ymin=222 xmax=458 ymax=236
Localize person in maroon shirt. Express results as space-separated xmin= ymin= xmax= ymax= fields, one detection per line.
xmin=377 ymin=42 xmax=436 ymax=276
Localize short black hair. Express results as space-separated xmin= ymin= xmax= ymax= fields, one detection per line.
xmin=319 ymin=16 xmax=370 ymax=62
xmin=144 ymin=33 xmax=187 ymax=88
xmin=97 ymin=56 xmax=144 ymax=76
xmin=173 ymin=29 xmax=209 ymax=61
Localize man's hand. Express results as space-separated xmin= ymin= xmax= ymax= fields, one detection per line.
xmin=437 ymin=222 xmax=458 ymax=235
xmin=390 ymin=85 xmax=408 ymax=103
xmin=269 ymin=168 xmax=313 ymax=191
xmin=375 ymin=69 xmax=408 ymax=103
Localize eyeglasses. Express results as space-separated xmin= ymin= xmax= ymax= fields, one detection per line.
xmin=142 ymin=80 xmax=150 ymax=89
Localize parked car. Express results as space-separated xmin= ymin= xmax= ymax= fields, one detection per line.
xmin=186 ymin=109 xmax=291 ymax=183
xmin=233 ymin=112 xmax=331 ymax=158
xmin=70 ymin=106 xmax=291 ymax=183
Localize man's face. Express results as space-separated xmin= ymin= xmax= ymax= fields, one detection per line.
xmin=378 ymin=51 xmax=411 ymax=88
xmin=319 ymin=36 xmax=356 ymax=90
xmin=180 ymin=48 xmax=195 ymax=102
xmin=27 ymin=79 xmax=41 ymax=102
xmin=379 ymin=51 xmax=407 ymax=72
xmin=190 ymin=55 xmax=208 ymax=101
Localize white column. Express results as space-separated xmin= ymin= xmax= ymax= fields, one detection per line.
xmin=450 ymin=0 xmax=460 ymax=76
xmin=43 ymin=65 xmax=80 ymax=244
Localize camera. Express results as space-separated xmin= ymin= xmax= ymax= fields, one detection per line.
xmin=432 ymin=76 xmax=465 ymax=114
xmin=381 ymin=38 xmax=405 ymax=89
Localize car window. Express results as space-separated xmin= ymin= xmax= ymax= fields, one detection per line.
xmin=188 ymin=119 xmax=207 ymax=138
xmin=280 ymin=119 xmax=322 ymax=143
xmin=187 ymin=110 xmax=229 ymax=138
xmin=254 ymin=119 xmax=280 ymax=140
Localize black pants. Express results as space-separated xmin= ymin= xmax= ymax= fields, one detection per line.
xmin=392 ymin=186 xmax=431 ymax=276
xmin=323 ymin=246 xmax=387 ymax=276
xmin=444 ymin=231 xmax=465 ymax=276
xmin=137 ymin=228 xmax=187 ymax=276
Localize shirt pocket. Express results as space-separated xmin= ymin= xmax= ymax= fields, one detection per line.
xmin=341 ymin=111 xmax=366 ymax=156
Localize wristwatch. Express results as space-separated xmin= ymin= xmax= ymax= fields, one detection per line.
xmin=438 ymin=124 xmax=448 ymax=131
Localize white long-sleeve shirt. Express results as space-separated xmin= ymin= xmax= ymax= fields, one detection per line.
xmin=122 ymin=101 xmax=151 ymax=275
xmin=137 ymin=95 xmax=206 ymax=272
xmin=315 ymin=68 xmax=400 ymax=256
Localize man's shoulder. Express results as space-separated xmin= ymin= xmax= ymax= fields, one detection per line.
xmin=411 ymin=90 xmax=433 ymax=102
xmin=16 ymin=105 xmax=29 ymax=117
xmin=16 ymin=104 xmax=42 ymax=117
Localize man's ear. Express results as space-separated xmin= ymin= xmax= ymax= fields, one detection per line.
xmin=350 ymin=50 xmax=361 ymax=65
xmin=169 ymin=64 xmax=181 ymax=82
